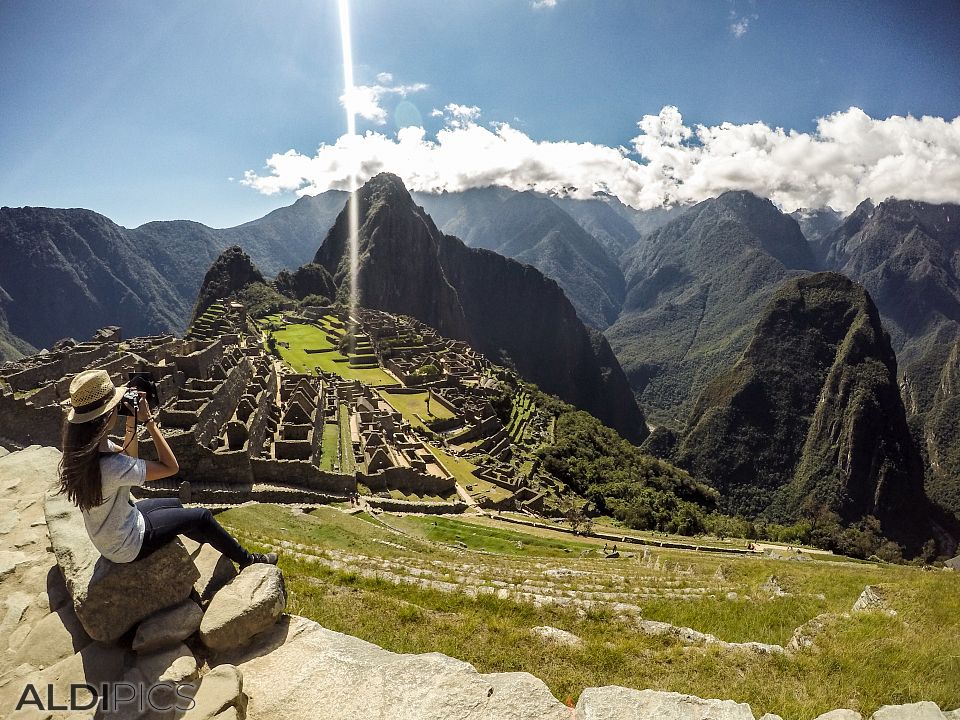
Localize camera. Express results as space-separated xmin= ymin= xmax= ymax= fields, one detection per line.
xmin=117 ymin=372 xmax=160 ymax=417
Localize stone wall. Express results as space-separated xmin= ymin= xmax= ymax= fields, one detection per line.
xmin=364 ymin=496 xmax=467 ymax=514
xmin=0 ymin=390 xmax=63 ymax=448
xmin=247 ymin=370 xmax=279 ymax=457
xmin=362 ymin=466 xmax=456 ymax=496
xmin=194 ymin=360 xmax=253 ymax=446
xmin=251 ymin=457 xmax=356 ymax=494
xmin=174 ymin=338 xmax=225 ymax=380
xmin=3 ymin=357 xmax=67 ymax=392
xmin=140 ymin=430 xmax=256 ymax=485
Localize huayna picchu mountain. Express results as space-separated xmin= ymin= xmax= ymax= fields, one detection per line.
xmin=314 ymin=173 xmax=648 ymax=443
xmin=674 ymin=272 xmax=948 ymax=554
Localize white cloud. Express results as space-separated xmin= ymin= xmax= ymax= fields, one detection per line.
xmin=430 ymin=103 xmax=482 ymax=129
xmin=531 ymin=0 xmax=558 ymax=8
xmin=339 ymin=76 xmax=429 ymax=125
xmin=242 ymin=105 xmax=960 ymax=213
xmin=729 ymin=12 xmax=758 ymax=37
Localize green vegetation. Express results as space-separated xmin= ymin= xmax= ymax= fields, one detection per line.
xmin=338 ymin=404 xmax=355 ymax=474
xmin=537 ymin=408 xmax=718 ymax=532
xmin=319 ymin=423 xmax=339 ymax=471
xmin=379 ymin=390 xmax=454 ymax=430
xmin=217 ymin=504 xmax=960 ymax=719
xmin=505 ymin=391 xmax=535 ymax=444
xmin=392 ymin=515 xmax=595 ymax=557
xmin=268 ymin=320 xmax=396 ymax=385
xmin=427 ymin=446 xmax=478 ymax=487
xmin=236 ymin=281 xmax=292 ymax=319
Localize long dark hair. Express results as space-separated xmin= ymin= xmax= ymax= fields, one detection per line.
xmin=58 ymin=411 xmax=114 ymax=511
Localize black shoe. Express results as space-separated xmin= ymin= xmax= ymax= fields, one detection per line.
xmin=242 ymin=552 xmax=278 ymax=568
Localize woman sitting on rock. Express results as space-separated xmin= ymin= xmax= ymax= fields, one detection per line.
xmin=57 ymin=369 xmax=277 ymax=569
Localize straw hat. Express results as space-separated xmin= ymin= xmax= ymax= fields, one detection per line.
xmin=67 ymin=369 xmax=125 ymax=424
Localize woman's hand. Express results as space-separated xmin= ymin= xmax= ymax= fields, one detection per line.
xmin=136 ymin=392 xmax=153 ymax=423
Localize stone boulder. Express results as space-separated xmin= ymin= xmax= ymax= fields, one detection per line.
xmin=575 ymin=687 xmax=756 ymax=720
xmin=12 ymin=603 xmax=91 ymax=668
xmin=182 ymin=664 xmax=246 ymax=720
xmin=852 ymin=585 xmax=894 ymax=614
xmin=213 ymin=615 xmax=569 ymax=720
xmin=184 ymin=538 xmax=238 ymax=605
xmin=814 ymin=711 xmax=863 ymax=720
xmin=43 ymin=489 xmax=199 ymax=643
xmin=133 ymin=599 xmax=204 ymax=652
xmin=200 ymin=564 xmax=286 ymax=651
xmin=871 ymin=702 xmax=949 ymax=720
xmin=531 ymin=625 xmax=582 ymax=647
xmin=134 ymin=642 xmax=199 ymax=684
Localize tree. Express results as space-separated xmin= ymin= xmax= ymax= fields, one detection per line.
xmin=414 ymin=363 xmax=440 ymax=377
xmin=560 ymin=496 xmax=587 ymax=534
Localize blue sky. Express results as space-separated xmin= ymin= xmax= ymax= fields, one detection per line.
xmin=2 ymin=0 xmax=959 ymax=227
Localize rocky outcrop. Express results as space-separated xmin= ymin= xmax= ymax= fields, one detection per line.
xmin=531 ymin=625 xmax=583 ymax=647
xmin=185 ymin=537 xmax=238 ymax=604
xmin=213 ymin=614 xmax=571 ymax=720
xmin=182 ymin=663 xmax=246 ymax=720
xmin=576 ymin=687 xmax=756 ymax=720
xmin=43 ymin=488 xmax=199 ymax=643
xmin=191 ymin=246 xmax=267 ymax=325
xmin=200 ymin=564 xmax=287 ymax=651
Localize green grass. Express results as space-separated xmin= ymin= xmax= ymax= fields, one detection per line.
xmin=424 ymin=448 xmax=513 ymax=503
xmin=270 ymin=321 xmax=397 ymax=385
xmin=319 ymin=423 xmax=339 ymax=471
xmin=426 ymin=446 xmax=478 ymax=486
xmin=338 ymin=404 xmax=356 ymax=474
xmin=216 ymin=503 xmax=960 ymax=720
xmin=392 ymin=515 xmax=594 ymax=556
xmin=379 ymin=390 xmax=455 ymax=430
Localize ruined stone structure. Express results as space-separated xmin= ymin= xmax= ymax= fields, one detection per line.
xmin=0 ymin=302 xmax=550 ymax=512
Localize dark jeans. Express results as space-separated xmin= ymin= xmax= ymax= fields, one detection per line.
xmin=134 ymin=498 xmax=250 ymax=565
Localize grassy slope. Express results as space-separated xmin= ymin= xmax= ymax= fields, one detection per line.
xmin=218 ymin=504 xmax=960 ymax=719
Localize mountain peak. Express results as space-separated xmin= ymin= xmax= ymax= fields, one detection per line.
xmin=190 ymin=245 xmax=265 ymax=324
xmin=362 ymin=172 xmax=414 ymax=202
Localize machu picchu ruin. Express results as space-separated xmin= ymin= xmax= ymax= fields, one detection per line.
xmin=0 ymin=299 xmax=561 ymax=515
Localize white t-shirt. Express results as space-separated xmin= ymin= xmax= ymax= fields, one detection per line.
xmin=81 ymin=440 xmax=147 ymax=563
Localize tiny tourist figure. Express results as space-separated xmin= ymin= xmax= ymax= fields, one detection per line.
xmin=57 ymin=369 xmax=277 ymax=568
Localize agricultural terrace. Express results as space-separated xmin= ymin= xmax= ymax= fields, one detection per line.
xmin=506 ymin=390 xmax=536 ymax=444
xmin=218 ymin=503 xmax=960 ymax=720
